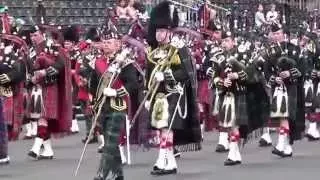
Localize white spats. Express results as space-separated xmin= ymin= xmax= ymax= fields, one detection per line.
xmin=227 ymin=141 xmax=241 ymax=162
xmin=275 ymin=132 xmax=286 ymax=152
xmin=154 ymin=148 xmax=166 ymax=169
xmin=217 ymin=132 xmax=229 ymax=150
xmin=261 ymin=131 xmax=272 ymax=144
xmin=307 ymin=122 xmax=320 ymax=139
xmin=31 ymin=121 xmax=38 ymax=137
xmin=272 ymin=127 xmax=293 ymax=157
xmin=40 ymin=139 xmax=54 ymax=158
xmin=154 ymin=148 xmax=177 ymax=170
xmin=119 ymin=145 xmax=127 ymax=164
xmin=30 ymin=137 xmax=44 ymax=156
xmin=70 ymin=119 xmax=79 ymax=133
xmin=164 ymin=148 xmax=177 ymax=170
xmin=283 ymin=144 xmax=292 ymax=155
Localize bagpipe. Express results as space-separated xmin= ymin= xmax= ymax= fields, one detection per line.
xmin=0 ymin=33 xmax=29 ymax=97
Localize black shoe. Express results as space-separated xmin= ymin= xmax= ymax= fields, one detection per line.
xmin=224 ymin=158 xmax=241 ymax=166
xmin=115 ymin=176 xmax=124 ymax=180
xmin=215 ymin=144 xmax=229 ymax=153
xmin=38 ymin=155 xmax=54 ymax=160
xmin=93 ymin=175 xmax=103 ymax=180
xmin=28 ymin=151 xmax=38 ymax=159
xmin=97 ymin=147 xmax=103 ymax=153
xmin=305 ymin=134 xmax=320 ymax=141
xmin=259 ymin=138 xmax=272 ymax=147
xmin=271 ymin=147 xmax=292 ymax=158
xmin=151 ymin=168 xmax=177 ymax=176
xmin=174 ymin=148 xmax=181 ymax=158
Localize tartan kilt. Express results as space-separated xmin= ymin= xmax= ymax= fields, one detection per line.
xmin=0 ymin=98 xmax=8 ymax=158
xmin=197 ymin=80 xmax=210 ymax=105
xmin=42 ymin=85 xmax=59 ymax=119
xmin=3 ymin=85 xmax=24 ymax=140
xmin=97 ymin=111 xmax=125 ymax=178
xmin=218 ymin=93 xmax=248 ymax=128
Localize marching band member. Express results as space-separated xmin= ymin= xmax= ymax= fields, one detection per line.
xmin=64 ymin=25 xmax=81 ymax=134
xmin=0 ymin=34 xmax=27 ymax=164
xmin=262 ymin=23 xmax=305 ymax=158
xmin=28 ymin=25 xmax=72 ymax=160
xmin=298 ymin=30 xmax=320 ymax=141
xmin=146 ymin=1 xmax=201 ymax=175
xmin=91 ymin=35 xmax=143 ymax=180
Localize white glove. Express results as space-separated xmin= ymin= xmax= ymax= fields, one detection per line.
xmin=144 ymin=100 xmax=151 ymax=111
xmin=196 ymin=64 xmax=201 ymax=70
xmin=0 ymin=74 xmax=10 ymax=84
xmin=103 ymin=88 xmax=117 ymax=97
xmin=107 ymin=64 xmax=118 ymax=73
xmin=206 ymin=67 xmax=214 ymax=77
xmin=154 ymin=72 xmax=164 ymax=82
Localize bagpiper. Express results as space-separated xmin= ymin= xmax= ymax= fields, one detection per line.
xmin=27 ymin=25 xmax=72 ymax=160
xmin=297 ymin=29 xmax=320 ymax=141
xmin=261 ymin=23 xmax=305 ymax=158
xmin=0 ymin=33 xmax=27 ymax=164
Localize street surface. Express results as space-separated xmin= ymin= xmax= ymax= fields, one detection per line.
xmin=1 ymin=122 xmax=320 ymax=180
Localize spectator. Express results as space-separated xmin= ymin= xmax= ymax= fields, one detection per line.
xmin=255 ymin=4 xmax=268 ymax=28
xmin=266 ymin=4 xmax=279 ymax=24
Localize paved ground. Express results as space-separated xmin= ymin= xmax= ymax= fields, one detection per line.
xmin=1 ymin=122 xmax=320 ymax=180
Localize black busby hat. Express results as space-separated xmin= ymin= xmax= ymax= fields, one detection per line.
xmin=149 ymin=1 xmax=179 ymax=29
xmin=147 ymin=1 xmax=179 ymax=48
xmin=63 ymin=25 xmax=80 ymax=43
xmin=85 ymin=27 xmax=100 ymax=42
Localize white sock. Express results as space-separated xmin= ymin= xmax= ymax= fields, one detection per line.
xmin=31 ymin=121 xmax=38 ymax=136
xmin=71 ymin=119 xmax=79 ymax=132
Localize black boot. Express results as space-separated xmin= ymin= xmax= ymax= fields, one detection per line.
xmin=224 ymin=158 xmax=241 ymax=166
xmin=259 ymin=138 xmax=272 ymax=147
xmin=271 ymin=147 xmax=292 ymax=158
xmin=305 ymin=134 xmax=320 ymax=141
xmin=215 ymin=144 xmax=229 ymax=153
xmin=151 ymin=168 xmax=177 ymax=176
